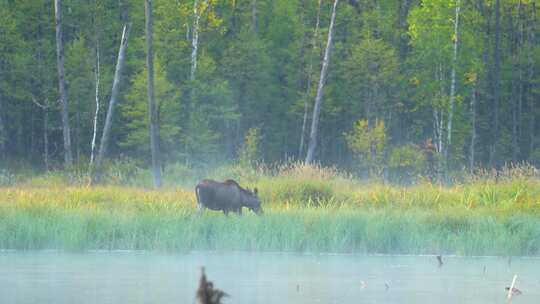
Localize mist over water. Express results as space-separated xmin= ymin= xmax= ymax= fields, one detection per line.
xmin=1 ymin=251 xmax=539 ymax=304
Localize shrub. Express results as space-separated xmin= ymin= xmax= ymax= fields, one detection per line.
xmin=388 ymin=144 xmax=427 ymax=183
xmin=344 ymin=119 xmax=387 ymax=178
xmin=238 ymin=127 xmax=261 ymax=169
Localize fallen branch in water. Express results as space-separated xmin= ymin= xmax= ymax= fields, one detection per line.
xmin=506 ymin=274 xmax=521 ymax=301
xmin=196 ymin=267 xmax=229 ymax=304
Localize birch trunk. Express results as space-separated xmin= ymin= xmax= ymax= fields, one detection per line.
xmin=145 ymin=0 xmax=162 ymax=188
xmin=435 ymin=108 xmax=444 ymax=182
xmin=190 ymin=0 xmax=203 ymax=81
xmin=470 ymin=80 xmax=477 ymax=173
xmin=90 ymin=37 xmax=100 ymax=167
xmin=435 ymin=64 xmax=445 ymax=182
xmin=305 ymin=0 xmax=338 ymax=164
xmin=446 ymin=0 xmax=460 ymax=166
xmin=96 ymin=24 xmax=130 ymax=165
xmin=54 ymin=0 xmax=73 ymax=168
xmin=299 ymin=0 xmax=322 ymax=157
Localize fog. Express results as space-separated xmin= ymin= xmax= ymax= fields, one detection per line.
xmin=1 ymin=251 xmax=539 ymax=304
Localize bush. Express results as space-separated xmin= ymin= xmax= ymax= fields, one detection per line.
xmin=388 ymin=144 xmax=427 ymax=183
xmin=238 ymin=127 xmax=261 ymax=168
xmin=344 ymin=119 xmax=388 ymax=178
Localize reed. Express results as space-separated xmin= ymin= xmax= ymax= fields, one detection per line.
xmin=0 ymin=163 xmax=539 ymax=254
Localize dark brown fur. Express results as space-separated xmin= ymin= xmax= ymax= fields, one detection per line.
xmin=195 ymin=179 xmax=262 ymax=215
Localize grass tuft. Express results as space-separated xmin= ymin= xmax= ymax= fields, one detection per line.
xmin=1 ymin=163 xmax=539 ymax=255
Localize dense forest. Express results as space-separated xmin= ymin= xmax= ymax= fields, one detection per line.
xmin=0 ymin=0 xmax=539 ymax=181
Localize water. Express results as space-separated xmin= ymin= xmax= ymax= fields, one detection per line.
xmin=0 ymin=251 xmax=539 ymax=304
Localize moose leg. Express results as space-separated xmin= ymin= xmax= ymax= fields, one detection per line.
xmin=236 ymin=207 xmax=242 ymax=215
xmin=223 ymin=209 xmax=229 ymax=216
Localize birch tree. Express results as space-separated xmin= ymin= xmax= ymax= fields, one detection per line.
xmin=299 ymin=0 xmax=322 ymax=158
xmin=445 ymin=0 xmax=460 ymax=166
xmin=145 ymin=0 xmax=162 ymax=188
xmin=2 ymin=0 xmax=540 ymax=174
xmin=90 ymin=35 xmax=100 ymax=167
xmin=305 ymin=0 xmax=339 ymax=163
xmin=190 ymin=0 xmax=206 ymax=81
xmin=96 ymin=24 xmax=130 ymax=165
xmin=54 ymin=0 xmax=73 ymax=168
xmin=408 ymin=0 xmax=479 ymax=178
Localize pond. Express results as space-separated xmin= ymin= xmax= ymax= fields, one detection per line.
xmin=1 ymin=251 xmax=539 ymax=303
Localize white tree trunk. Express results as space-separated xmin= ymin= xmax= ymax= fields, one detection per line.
xmin=90 ymin=37 xmax=100 ymax=167
xmin=305 ymin=0 xmax=339 ymax=163
xmin=190 ymin=0 xmax=207 ymax=81
xmin=435 ymin=63 xmax=446 ymax=181
xmin=446 ymin=0 xmax=460 ymax=165
xmin=299 ymin=0 xmax=322 ymax=157
xmin=96 ymin=24 xmax=130 ymax=165
xmin=54 ymin=0 xmax=73 ymax=168
xmin=433 ymin=108 xmax=444 ymax=155
xmin=190 ymin=0 xmax=199 ymax=81
xmin=433 ymin=107 xmax=444 ymax=182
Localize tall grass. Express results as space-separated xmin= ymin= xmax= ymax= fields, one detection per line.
xmin=0 ymin=163 xmax=539 ymax=255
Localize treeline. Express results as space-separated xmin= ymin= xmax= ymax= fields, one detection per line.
xmin=0 ymin=0 xmax=539 ymax=180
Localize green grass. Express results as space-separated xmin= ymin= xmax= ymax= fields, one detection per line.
xmin=1 ymin=163 xmax=539 ymax=255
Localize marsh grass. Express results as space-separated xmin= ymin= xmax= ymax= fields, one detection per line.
xmin=1 ymin=163 xmax=539 ymax=255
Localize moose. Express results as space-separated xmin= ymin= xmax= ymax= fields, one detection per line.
xmin=195 ymin=179 xmax=262 ymax=215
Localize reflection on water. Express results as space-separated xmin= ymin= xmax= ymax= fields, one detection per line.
xmin=0 ymin=251 xmax=539 ymax=304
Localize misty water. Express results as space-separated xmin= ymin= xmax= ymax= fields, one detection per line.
xmin=1 ymin=251 xmax=539 ymax=304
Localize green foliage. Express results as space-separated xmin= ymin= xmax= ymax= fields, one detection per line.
xmin=345 ymin=120 xmax=387 ymax=176
xmin=183 ymin=54 xmax=237 ymax=164
xmin=120 ymin=59 xmax=181 ymax=159
xmin=1 ymin=0 xmax=539 ymax=176
xmin=341 ymin=36 xmax=399 ymax=121
xmin=388 ymin=144 xmax=427 ymax=182
xmin=238 ymin=127 xmax=261 ymax=168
